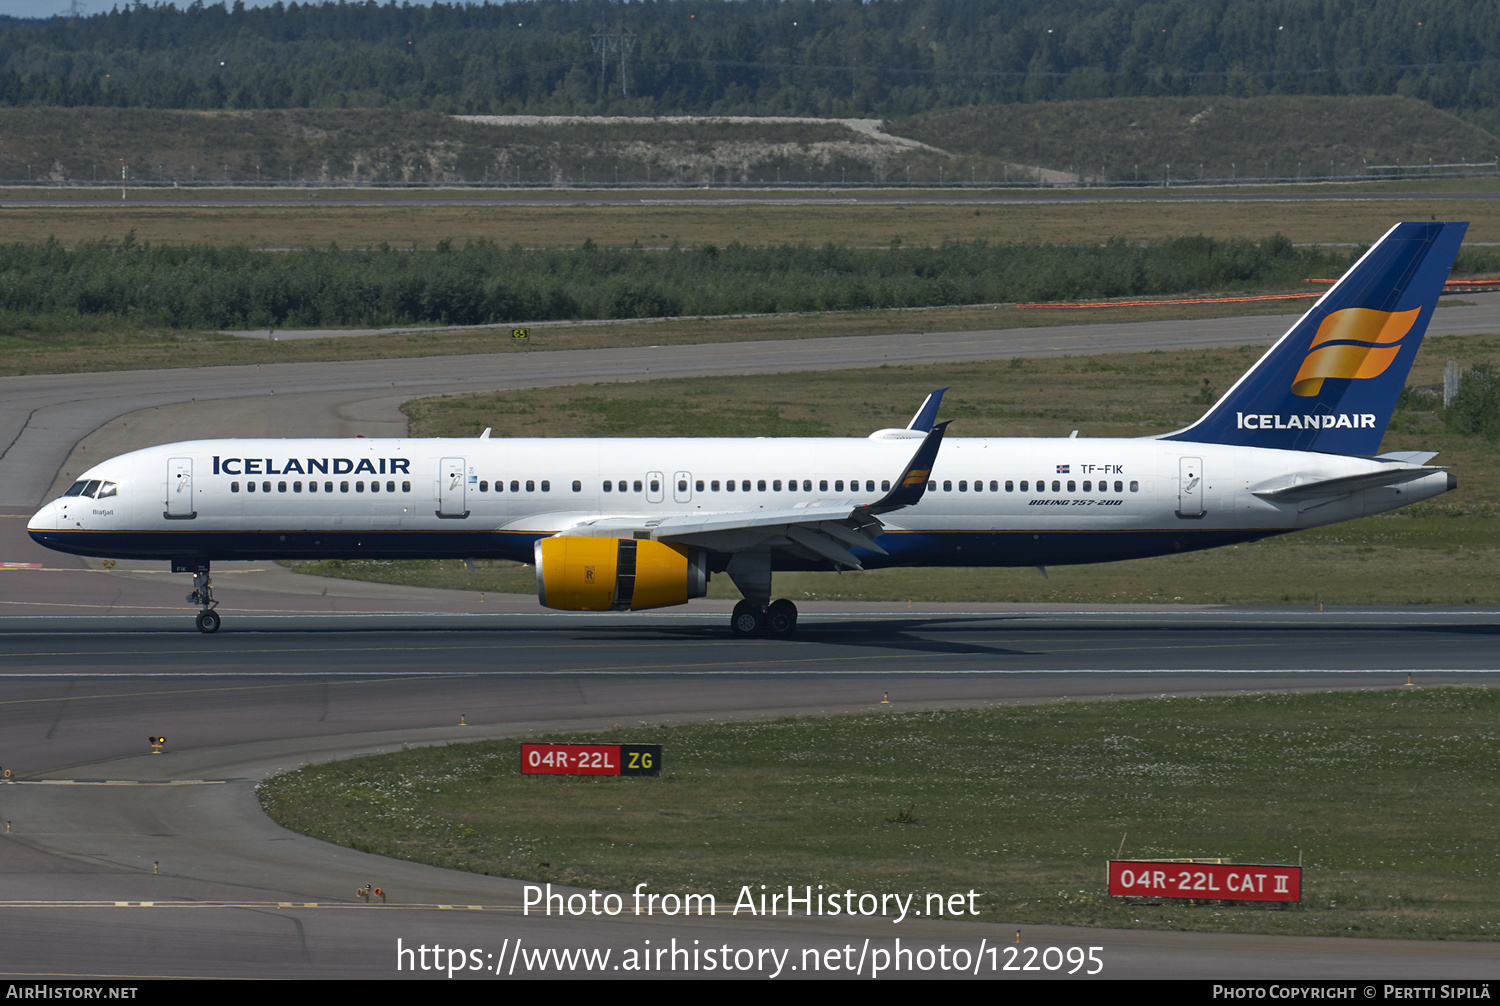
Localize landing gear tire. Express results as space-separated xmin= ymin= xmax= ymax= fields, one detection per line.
xmin=766 ymin=598 xmax=798 ymax=637
xmin=730 ymin=599 xmax=765 ymax=637
xmin=195 ymin=609 xmax=221 ymax=634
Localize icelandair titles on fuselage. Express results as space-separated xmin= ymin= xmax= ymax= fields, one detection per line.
xmin=1236 ymin=413 xmax=1377 ymax=430
xmin=212 ymin=456 xmax=412 ymax=476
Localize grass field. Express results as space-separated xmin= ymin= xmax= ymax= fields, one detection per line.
xmin=257 ymin=688 xmax=1500 ymax=940
xmin=4 ymin=195 xmax=1499 ymax=251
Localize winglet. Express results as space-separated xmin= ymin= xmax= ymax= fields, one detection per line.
xmin=906 ymin=388 xmax=949 ymax=432
xmin=863 ymin=421 xmax=948 ymax=515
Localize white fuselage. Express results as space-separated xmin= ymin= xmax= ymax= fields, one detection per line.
xmin=27 ymin=434 xmax=1452 ymax=571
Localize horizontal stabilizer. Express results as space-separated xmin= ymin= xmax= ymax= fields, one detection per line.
xmin=1253 ymin=465 xmax=1441 ymax=501
xmin=1376 ymin=450 xmax=1439 ymax=465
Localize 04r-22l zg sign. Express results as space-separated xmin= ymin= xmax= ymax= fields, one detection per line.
xmin=521 ymin=743 xmax=662 ymax=777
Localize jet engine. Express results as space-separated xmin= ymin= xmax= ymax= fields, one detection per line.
xmin=534 ymin=536 xmax=708 ymax=611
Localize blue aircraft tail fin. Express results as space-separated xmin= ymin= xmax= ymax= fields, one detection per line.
xmin=1162 ymin=221 xmax=1467 ymax=455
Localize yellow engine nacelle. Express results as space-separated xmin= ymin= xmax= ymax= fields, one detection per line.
xmin=534 ymin=536 xmax=709 ymax=611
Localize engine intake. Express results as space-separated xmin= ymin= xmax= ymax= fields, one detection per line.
xmin=535 ymin=536 xmax=708 ymax=611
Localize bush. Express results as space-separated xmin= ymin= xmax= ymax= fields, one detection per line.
xmin=1446 ymin=364 xmax=1500 ymax=441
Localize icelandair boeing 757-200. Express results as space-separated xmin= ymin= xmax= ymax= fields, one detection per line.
xmin=29 ymin=222 xmax=1467 ymax=635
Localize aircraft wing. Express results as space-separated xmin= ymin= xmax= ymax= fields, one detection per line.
xmin=545 ymin=423 xmax=948 ymax=570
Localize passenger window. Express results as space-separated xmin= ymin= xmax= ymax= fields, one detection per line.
xmin=725 ymin=480 xmax=735 ymax=492
xmin=526 ymin=480 xmax=535 ymax=492
xmin=1115 ymin=481 xmax=1124 ymax=492
xmin=294 ymin=481 xmax=302 ymax=493
xmin=943 ymin=480 xmax=952 ymax=492
xmin=541 ymin=481 xmax=550 ymax=492
xmin=340 ymin=481 xmax=349 ymax=493
xmin=356 ymin=481 xmax=365 ymax=492
xmin=773 ymin=480 xmax=782 ymax=491
xmin=1067 ymin=480 xmax=1075 ymax=493
xmin=573 ymin=480 xmax=582 ymax=492
xmin=696 ymin=480 xmax=704 ymax=492
xmin=510 ymin=480 xmax=520 ymax=493
xmin=1083 ymin=480 xmax=1091 ymax=492
xmin=309 ymin=481 xmax=318 ymax=493
xmin=757 ymin=480 xmax=766 ymax=491
xmin=603 ymin=480 xmax=612 ymax=492
xmin=402 ymin=481 xmax=411 ymax=492
xmin=247 ymin=482 xmax=256 ymax=493
xmin=958 ymin=480 xmax=967 ymax=492
xmin=1130 ymin=481 xmax=1139 ymax=492
xmin=679 ymin=479 xmax=688 ymax=492
xmin=634 ymin=480 xmax=643 ymax=492
xmin=371 ymin=481 xmax=380 ymax=493
xmin=325 ymin=482 xmax=334 ymax=493
xmin=1020 ymin=480 xmax=1028 ymax=491
xmin=1005 ymin=480 xmax=1014 ymax=492
xmin=262 ymin=481 xmax=271 ymax=493
xmin=711 ymin=480 xmax=720 ymax=491
xmin=278 ymin=481 xmax=287 ymax=493
xmin=231 ymin=481 xmax=240 ymax=492
xmin=1051 ymin=480 xmax=1060 ymax=492
xmin=928 ymin=481 xmax=936 ymax=491
xmin=989 ymin=481 xmax=998 ymax=491
xmin=479 ymin=480 xmax=488 ymax=492
xmin=820 ymin=480 xmax=828 ymax=492
xmin=834 ymin=480 xmax=844 ymax=492
xmin=803 ymin=480 xmax=812 ymax=491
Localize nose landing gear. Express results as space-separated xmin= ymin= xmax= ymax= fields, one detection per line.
xmin=177 ymin=559 xmax=220 ymax=633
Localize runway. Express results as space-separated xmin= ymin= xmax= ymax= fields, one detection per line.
xmin=4 ymin=608 xmax=1500 ymax=674
xmin=3 ymin=302 xmax=1499 ymax=979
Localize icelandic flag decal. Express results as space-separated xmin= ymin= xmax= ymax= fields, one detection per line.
xmin=1056 ymin=464 xmax=1070 ymax=473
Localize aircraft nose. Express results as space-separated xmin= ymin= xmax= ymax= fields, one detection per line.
xmin=27 ymin=500 xmax=63 ymax=535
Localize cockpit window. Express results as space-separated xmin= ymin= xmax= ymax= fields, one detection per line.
xmin=83 ymin=480 xmax=102 ymax=497
xmin=96 ymin=482 xmax=118 ymax=498
xmin=63 ymin=481 xmax=88 ymax=497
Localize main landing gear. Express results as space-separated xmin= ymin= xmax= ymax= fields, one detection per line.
xmin=726 ymin=552 xmax=799 ymax=637
xmin=730 ymin=598 xmax=799 ymax=638
xmin=185 ymin=563 xmax=220 ymax=634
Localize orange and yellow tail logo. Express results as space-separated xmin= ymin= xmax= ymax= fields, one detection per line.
xmin=1291 ymin=307 xmax=1421 ymax=396
xmin=902 ymin=468 xmax=931 ymax=488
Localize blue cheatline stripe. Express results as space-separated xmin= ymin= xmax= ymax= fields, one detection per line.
xmin=29 ymin=525 xmax=1288 ymax=570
